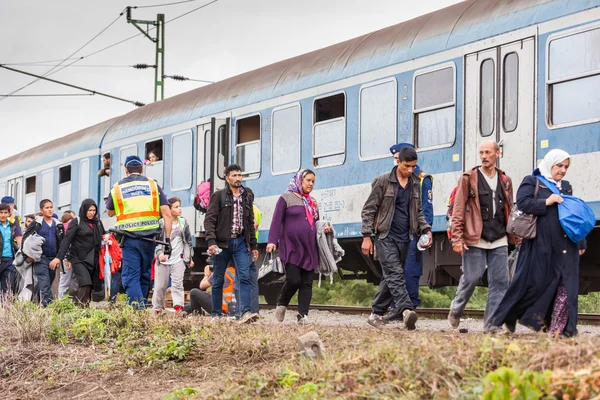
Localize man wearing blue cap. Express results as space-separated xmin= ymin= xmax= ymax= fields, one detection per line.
xmin=361 ymin=144 xmax=432 ymax=330
xmin=1 ymin=196 xmax=21 ymax=227
xmin=387 ymin=143 xmax=434 ymax=316
xmin=105 ymin=155 xmax=173 ymax=308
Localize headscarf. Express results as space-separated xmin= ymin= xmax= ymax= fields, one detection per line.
xmin=79 ymin=198 xmax=104 ymax=246
xmin=537 ymin=149 xmax=570 ymax=188
xmin=287 ymin=169 xmax=318 ymax=228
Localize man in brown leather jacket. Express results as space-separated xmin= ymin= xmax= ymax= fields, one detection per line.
xmin=448 ymin=141 xmax=515 ymax=332
xmin=361 ymin=146 xmax=432 ymax=331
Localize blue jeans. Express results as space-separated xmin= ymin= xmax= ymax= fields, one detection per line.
xmin=450 ymin=245 xmax=509 ymax=329
xmin=34 ymin=256 xmax=56 ymax=307
xmin=109 ymin=269 xmax=123 ymax=301
xmin=121 ymin=237 xmax=155 ymax=308
xmin=0 ymin=257 xmax=15 ymax=295
xmin=211 ymin=237 xmax=252 ymax=316
xmin=235 ymin=261 xmax=259 ymax=318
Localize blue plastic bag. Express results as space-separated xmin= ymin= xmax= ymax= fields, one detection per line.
xmin=537 ymin=176 xmax=595 ymax=243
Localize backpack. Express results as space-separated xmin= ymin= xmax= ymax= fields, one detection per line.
xmin=193 ymin=181 xmax=211 ymax=213
xmin=445 ymin=172 xmax=508 ymax=240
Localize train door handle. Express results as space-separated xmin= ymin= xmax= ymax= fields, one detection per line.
xmin=498 ymin=139 xmax=504 ymax=158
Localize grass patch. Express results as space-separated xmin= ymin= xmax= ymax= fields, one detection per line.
xmin=1 ymin=297 xmax=600 ymax=399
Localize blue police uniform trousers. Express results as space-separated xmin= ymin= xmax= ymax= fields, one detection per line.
xmin=121 ymin=237 xmax=155 ymax=308
xmin=404 ymin=238 xmax=423 ymax=308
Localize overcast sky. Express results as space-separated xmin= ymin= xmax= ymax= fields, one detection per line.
xmin=0 ymin=0 xmax=461 ymax=160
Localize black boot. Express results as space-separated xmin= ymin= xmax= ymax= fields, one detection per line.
xmin=383 ymin=308 xmax=403 ymax=323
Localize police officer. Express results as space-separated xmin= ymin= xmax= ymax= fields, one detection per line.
xmin=388 ymin=143 xmax=433 ymax=314
xmin=106 ymin=155 xmax=172 ymax=307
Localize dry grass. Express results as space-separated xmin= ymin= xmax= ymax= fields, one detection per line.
xmin=1 ymin=299 xmax=600 ymax=399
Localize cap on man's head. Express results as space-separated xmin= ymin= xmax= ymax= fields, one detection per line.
xmin=1 ymin=196 xmax=15 ymax=204
xmin=390 ymin=143 xmax=415 ymax=155
xmin=124 ymin=155 xmax=143 ymax=167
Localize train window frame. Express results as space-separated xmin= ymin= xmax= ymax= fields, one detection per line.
xmin=479 ymin=58 xmax=496 ymax=137
xmin=546 ymin=23 xmax=600 ymax=129
xmin=119 ymin=144 xmax=138 ymax=181
xmin=24 ymin=175 xmax=37 ymax=215
xmin=502 ymin=52 xmax=519 ymax=133
xmin=216 ymin=124 xmax=228 ymax=180
xmin=234 ymin=113 xmax=261 ymax=180
xmin=79 ymin=158 xmax=90 ymax=204
xmin=57 ymin=164 xmax=72 ymax=208
xmin=412 ymin=62 xmax=456 ymax=151
xmin=0 ymin=183 xmax=4 ymax=198
xmin=312 ymin=91 xmax=347 ymax=168
xmin=40 ymin=169 xmax=54 ymax=203
xmin=271 ymin=103 xmax=301 ymax=176
xmin=144 ymin=138 xmax=164 ymax=187
xmin=358 ymin=78 xmax=398 ymax=161
xmin=170 ymin=130 xmax=193 ymax=191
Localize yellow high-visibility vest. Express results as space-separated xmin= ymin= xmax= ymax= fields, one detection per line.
xmin=112 ymin=178 xmax=161 ymax=232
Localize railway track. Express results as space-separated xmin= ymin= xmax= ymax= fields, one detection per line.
xmin=259 ymin=304 xmax=600 ymax=325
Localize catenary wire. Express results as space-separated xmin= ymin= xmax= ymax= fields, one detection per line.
xmin=0 ymin=64 xmax=144 ymax=107
xmin=0 ymin=93 xmax=94 ymax=97
xmin=4 ymin=63 xmax=137 ymax=68
xmin=133 ymin=0 xmax=199 ymax=9
xmin=0 ymin=8 xmax=127 ymax=103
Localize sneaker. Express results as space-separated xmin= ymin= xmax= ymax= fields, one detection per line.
xmin=383 ymin=308 xmax=403 ymax=324
xmin=402 ymin=309 xmax=417 ymax=331
xmin=153 ymin=309 xmax=162 ymax=316
xmin=367 ymin=313 xmax=384 ymax=329
xmin=239 ymin=312 xmax=259 ymax=324
xmin=297 ymin=315 xmax=310 ymax=325
xmin=448 ymin=311 xmax=460 ymax=329
xmin=275 ymin=305 xmax=286 ymax=323
xmin=174 ymin=305 xmax=183 ymax=313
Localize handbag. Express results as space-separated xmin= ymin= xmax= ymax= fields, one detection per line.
xmin=506 ymin=178 xmax=539 ymax=239
xmin=258 ymin=252 xmax=285 ymax=283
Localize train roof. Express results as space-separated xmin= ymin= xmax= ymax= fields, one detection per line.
xmin=102 ymin=0 xmax=600 ymax=145
xmin=0 ymin=118 xmax=117 ymax=177
xmin=3 ymin=0 xmax=600 ymax=172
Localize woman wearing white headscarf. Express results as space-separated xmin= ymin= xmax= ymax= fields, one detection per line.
xmin=489 ymin=149 xmax=586 ymax=337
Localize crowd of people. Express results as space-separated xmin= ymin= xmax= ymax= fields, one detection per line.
xmin=0 ymin=142 xmax=592 ymax=336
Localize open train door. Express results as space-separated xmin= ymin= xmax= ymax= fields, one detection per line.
xmin=464 ymin=37 xmax=536 ymax=198
xmin=195 ymin=117 xmax=230 ymax=233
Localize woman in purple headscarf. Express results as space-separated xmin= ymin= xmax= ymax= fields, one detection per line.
xmin=267 ymin=169 xmax=331 ymax=324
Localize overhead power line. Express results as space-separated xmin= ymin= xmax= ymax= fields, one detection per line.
xmin=0 ymin=64 xmax=145 ymax=107
xmin=0 ymin=8 xmax=127 ymax=103
xmin=166 ymin=0 xmax=219 ymax=23
xmin=133 ymin=0 xmax=199 ymax=9
xmin=0 ymin=93 xmax=94 ymax=97
xmin=3 ymin=63 xmax=135 ymax=68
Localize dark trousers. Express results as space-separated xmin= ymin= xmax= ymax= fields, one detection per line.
xmin=277 ymin=263 xmax=314 ymax=317
xmin=184 ymin=288 xmax=212 ymax=315
xmin=404 ymin=239 xmax=423 ymax=308
xmin=109 ymin=269 xmax=124 ymax=301
xmin=0 ymin=257 xmax=15 ymax=295
xmin=372 ymin=237 xmax=412 ymax=315
xmin=211 ymin=237 xmax=252 ymax=316
xmin=34 ymin=256 xmax=56 ymax=307
xmin=121 ymin=238 xmax=155 ymax=308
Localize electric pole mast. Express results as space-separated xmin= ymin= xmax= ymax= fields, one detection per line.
xmin=126 ymin=7 xmax=165 ymax=102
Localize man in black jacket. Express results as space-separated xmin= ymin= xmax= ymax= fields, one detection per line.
xmin=204 ymin=164 xmax=258 ymax=323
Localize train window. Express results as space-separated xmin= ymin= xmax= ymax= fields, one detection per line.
xmin=171 ymin=131 xmax=193 ymax=191
xmin=24 ymin=176 xmax=36 ymax=215
xmin=272 ymin=104 xmax=301 ymax=175
xmin=41 ymin=170 xmax=53 ymax=203
xmin=413 ymin=66 xmax=455 ymax=149
xmin=548 ymin=27 xmax=600 ymax=126
xmin=119 ymin=145 xmax=137 ymax=180
xmin=204 ymin=130 xmax=212 ymax=181
xmin=480 ymin=59 xmax=495 ymax=137
xmin=503 ymin=53 xmax=519 ymax=132
xmin=360 ymin=80 xmax=397 ymax=159
xmin=79 ymin=159 xmax=90 ymax=204
xmin=0 ymin=184 xmax=4 ymax=198
xmin=313 ymin=92 xmax=346 ymax=167
xmin=235 ymin=115 xmax=261 ymax=178
xmin=59 ymin=165 xmax=71 ymax=184
xmin=25 ymin=176 xmax=36 ymax=194
xmin=145 ymin=139 xmax=163 ymax=187
xmin=217 ymin=125 xmax=228 ymax=179
xmin=58 ymin=165 xmax=72 ymax=208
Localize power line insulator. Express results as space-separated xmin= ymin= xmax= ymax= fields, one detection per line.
xmin=171 ymin=75 xmax=188 ymax=81
xmin=134 ymin=101 xmax=145 ymax=107
xmin=132 ymin=63 xmax=155 ymax=69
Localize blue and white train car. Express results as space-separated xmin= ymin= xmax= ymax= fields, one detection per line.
xmin=2 ymin=0 xmax=600 ymax=301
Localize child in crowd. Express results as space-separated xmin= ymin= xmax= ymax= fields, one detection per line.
xmin=57 ymin=211 xmax=76 ymax=299
xmin=152 ymin=197 xmax=193 ymax=314
xmin=0 ymin=203 xmax=22 ymax=295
